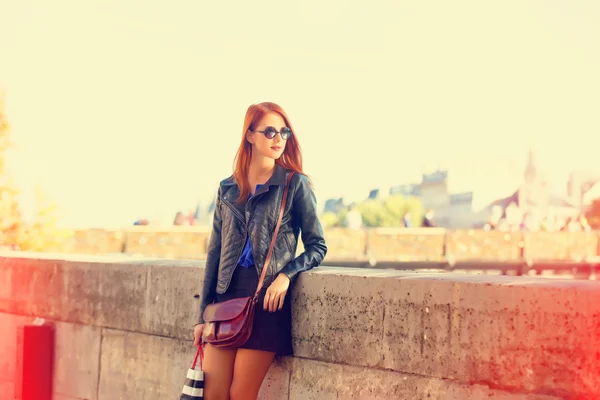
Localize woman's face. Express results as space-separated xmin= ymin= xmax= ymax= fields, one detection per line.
xmin=247 ymin=112 xmax=288 ymax=160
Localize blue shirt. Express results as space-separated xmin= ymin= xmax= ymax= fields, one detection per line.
xmin=237 ymin=184 xmax=263 ymax=268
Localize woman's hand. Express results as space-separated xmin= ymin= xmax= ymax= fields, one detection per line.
xmin=193 ymin=324 xmax=204 ymax=346
xmin=264 ymin=273 xmax=290 ymax=312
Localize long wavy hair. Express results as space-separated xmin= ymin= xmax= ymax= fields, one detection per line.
xmin=233 ymin=102 xmax=304 ymax=203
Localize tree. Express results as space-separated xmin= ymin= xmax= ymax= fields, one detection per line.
xmin=18 ymin=186 xmax=72 ymax=251
xmin=358 ymin=198 xmax=389 ymax=227
xmin=320 ymin=211 xmax=341 ymax=228
xmin=0 ymin=93 xmax=11 ymax=172
xmin=0 ymin=92 xmax=24 ymax=249
xmin=0 ymin=91 xmax=71 ymax=251
xmin=358 ymin=195 xmax=424 ymax=227
xmin=336 ymin=208 xmax=348 ymax=227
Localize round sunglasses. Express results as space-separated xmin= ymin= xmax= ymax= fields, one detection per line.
xmin=252 ymin=126 xmax=293 ymax=140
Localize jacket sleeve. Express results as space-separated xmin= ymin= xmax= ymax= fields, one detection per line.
xmin=279 ymin=174 xmax=327 ymax=282
xmin=198 ymin=187 xmax=223 ymax=324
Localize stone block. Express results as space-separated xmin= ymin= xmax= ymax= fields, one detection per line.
xmin=98 ymin=329 xmax=191 ymax=400
xmin=63 ymin=229 xmax=125 ymax=255
xmin=0 ymin=313 xmax=19 ymax=387
xmin=291 ymin=269 xmax=386 ymax=368
xmin=381 ymin=276 xmax=455 ymax=378
xmin=0 ymin=313 xmax=101 ymax=400
xmin=0 ymin=257 xmax=68 ymax=319
xmin=367 ymin=228 xmax=445 ymax=261
xmin=53 ymin=321 xmax=101 ymax=400
xmin=143 ymin=262 xmax=203 ymax=340
xmin=322 ymin=228 xmax=367 ymax=260
xmin=291 ymin=268 xmax=600 ymax=398
xmin=54 ymin=395 xmax=89 ymax=400
xmin=60 ymin=260 xmax=149 ymax=331
xmin=523 ymin=231 xmax=599 ymax=261
xmin=448 ymin=279 xmax=600 ymax=397
xmin=98 ymin=329 xmax=289 ymax=400
xmin=288 ymin=358 xmax=560 ymax=400
xmin=125 ymin=227 xmax=210 ymax=260
xmin=446 ymin=230 xmax=523 ymax=261
xmin=259 ymin=357 xmax=292 ymax=400
xmin=0 ymin=380 xmax=15 ymax=400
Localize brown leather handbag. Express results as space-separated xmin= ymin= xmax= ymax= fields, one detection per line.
xmin=202 ymin=171 xmax=295 ymax=348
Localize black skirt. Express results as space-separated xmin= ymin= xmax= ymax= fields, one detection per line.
xmin=214 ymin=265 xmax=293 ymax=356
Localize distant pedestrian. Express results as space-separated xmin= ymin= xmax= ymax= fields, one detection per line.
xmin=173 ymin=211 xmax=186 ymax=226
xmin=403 ymin=211 xmax=412 ymax=228
xmin=185 ymin=209 xmax=196 ymax=225
xmin=345 ymin=203 xmax=363 ymax=229
xmin=422 ymin=209 xmax=435 ymax=227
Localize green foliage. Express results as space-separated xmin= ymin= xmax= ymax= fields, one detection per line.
xmin=320 ymin=211 xmax=340 ymax=228
xmin=18 ymin=186 xmax=73 ymax=251
xmin=354 ymin=195 xmax=424 ymax=227
xmin=404 ymin=196 xmax=425 ymax=227
xmin=337 ymin=208 xmax=348 ymax=227
xmin=0 ymin=93 xmax=22 ymax=248
xmin=358 ymin=199 xmax=389 ymax=227
xmin=0 ymin=92 xmax=72 ymax=251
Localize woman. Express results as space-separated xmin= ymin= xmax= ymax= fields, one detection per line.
xmin=193 ymin=102 xmax=327 ymax=400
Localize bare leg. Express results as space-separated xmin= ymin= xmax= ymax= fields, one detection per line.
xmin=229 ymin=348 xmax=276 ymax=400
xmin=203 ymin=344 xmax=237 ymax=400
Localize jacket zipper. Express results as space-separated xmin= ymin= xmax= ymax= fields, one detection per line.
xmin=220 ymin=186 xmax=282 ymax=291
xmin=220 ymin=197 xmax=245 ymax=223
xmin=252 ymin=187 xmax=285 ymax=280
xmin=220 ymin=196 xmax=248 ymax=292
xmin=246 ymin=194 xmax=261 ymax=278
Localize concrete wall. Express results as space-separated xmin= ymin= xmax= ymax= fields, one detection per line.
xmin=60 ymin=227 xmax=600 ymax=263
xmin=2 ymin=253 xmax=599 ymax=399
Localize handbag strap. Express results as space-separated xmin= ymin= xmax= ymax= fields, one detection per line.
xmin=191 ymin=345 xmax=203 ymax=370
xmin=253 ymin=171 xmax=295 ymax=301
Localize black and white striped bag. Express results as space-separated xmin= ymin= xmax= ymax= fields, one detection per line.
xmin=180 ymin=346 xmax=204 ymax=400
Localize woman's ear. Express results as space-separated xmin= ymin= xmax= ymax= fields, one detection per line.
xmin=245 ymin=130 xmax=255 ymax=144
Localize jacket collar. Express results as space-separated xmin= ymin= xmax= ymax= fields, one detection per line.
xmin=222 ymin=164 xmax=288 ymax=188
xmin=222 ymin=164 xmax=289 ymax=199
xmin=268 ymin=163 xmax=289 ymax=186
xmin=253 ymin=164 xmax=287 ymax=197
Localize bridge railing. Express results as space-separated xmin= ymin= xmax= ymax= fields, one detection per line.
xmin=56 ymin=227 xmax=600 ymax=275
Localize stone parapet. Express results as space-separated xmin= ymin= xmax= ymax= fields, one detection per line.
xmin=1 ymin=253 xmax=597 ymax=398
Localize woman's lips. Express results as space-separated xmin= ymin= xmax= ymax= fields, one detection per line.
xmin=271 ymin=146 xmax=281 ymax=151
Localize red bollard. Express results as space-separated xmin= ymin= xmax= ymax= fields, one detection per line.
xmin=15 ymin=323 xmax=55 ymax=400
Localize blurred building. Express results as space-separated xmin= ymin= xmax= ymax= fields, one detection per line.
xmin=365 ymin=149 xmax=591 ymax=229
xmin=480 ymin=149 xmax=580 ymax=227
xmin=323 ymin=197 xmax=345 ymax=214
xmin=368 ymin=169 xmax=475 ymax=228
xmin=568 ymin=169 xmax=600 ymax=210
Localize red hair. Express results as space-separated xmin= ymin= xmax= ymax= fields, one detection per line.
xmin=233 ymin=102 xmax=304 ymax=203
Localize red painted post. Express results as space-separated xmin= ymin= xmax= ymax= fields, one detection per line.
xmin=15 ymin=324 xmax=55 ymax=400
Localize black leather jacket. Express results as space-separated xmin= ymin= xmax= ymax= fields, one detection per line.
xmin=198 ymin=164 xmax=327 ymax=323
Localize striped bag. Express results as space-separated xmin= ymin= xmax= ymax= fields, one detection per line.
xmin=180 ymin=346 xmax=204 ymax=400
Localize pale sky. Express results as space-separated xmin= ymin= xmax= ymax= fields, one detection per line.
xmin=1 ymin=1 xmax=599 ymax=227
